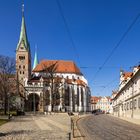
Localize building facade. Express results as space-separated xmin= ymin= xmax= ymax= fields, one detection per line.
xmin=112 ymin=66 xmax=140 ymax=119
xmin=16 ymin=5 xmax=91 ymax=113
xmin=91 ymin=96 xmax=111 ymax=113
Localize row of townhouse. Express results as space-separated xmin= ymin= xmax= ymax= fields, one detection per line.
xmin=91 ymin=96 xmax=111 ymax=113
xmin=112 ymin=65 xmax=140 ymax=119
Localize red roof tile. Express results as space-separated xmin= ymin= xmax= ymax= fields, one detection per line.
xmin=123 ymin=72 xmax=133 ymax=80
xmin=33 ymin=60 xmax=82 ymax=75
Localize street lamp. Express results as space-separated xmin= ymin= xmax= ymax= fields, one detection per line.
xmin=33 ymin=83 xmax=36 ymax=115
xmin=7 ymin=93 xmax=11 ymax=119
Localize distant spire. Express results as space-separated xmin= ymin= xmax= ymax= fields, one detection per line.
xmin=33 ymin=45 xmax=39 ymax=69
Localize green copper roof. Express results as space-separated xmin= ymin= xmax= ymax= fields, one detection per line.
xmin=17 ymin=13 xmax=30 ymax=51
xmin=33 ymin=48 xmax=39 ymax=69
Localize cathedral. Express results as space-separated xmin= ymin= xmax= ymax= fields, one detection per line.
xmin=16 ymin=5 xmax=91 ymax=113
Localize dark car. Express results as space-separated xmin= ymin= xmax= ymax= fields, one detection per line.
xmin=68 ymin=112 xmax=74 ymax=116
xmin=16 ymin=110 xmax=25 ymax=116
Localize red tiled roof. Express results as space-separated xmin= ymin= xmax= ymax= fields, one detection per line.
xmin=123 ymin=72 xmax=133 ymax=80
xmin=91 ymin=96 xmax=100 ymax=104
xmin=33 ymin=60 xmax=82 ymax=75
xmin=28 ymin=76 xmax=86 ymax=86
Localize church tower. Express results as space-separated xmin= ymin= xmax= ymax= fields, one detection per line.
xmin=16 ymin=4 xmax=31 ymax=85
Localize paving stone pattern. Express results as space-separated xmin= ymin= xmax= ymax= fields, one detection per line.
xmin=78 ymin=114 xmax=140 ymax=140
xmin=0 ymin=113 xmax=71 ymax=140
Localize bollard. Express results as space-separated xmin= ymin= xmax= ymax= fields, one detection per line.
xmin=68 ymin=132 xmax=71 ymax=140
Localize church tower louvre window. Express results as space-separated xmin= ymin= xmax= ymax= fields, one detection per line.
xmin=16 ymin=4 xmax=31 ymax=85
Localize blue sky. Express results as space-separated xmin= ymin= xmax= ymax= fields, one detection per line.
xmin=0 ymin=0 xmax=140 ymax=96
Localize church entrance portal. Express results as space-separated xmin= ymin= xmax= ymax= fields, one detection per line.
xmin=25 ymin=93 xmax=40 ymax=112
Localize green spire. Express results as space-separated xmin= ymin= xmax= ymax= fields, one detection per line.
xmin=17 ymin=4 xmax=30 ymax=51
xmin=33 ymin=46 xmax=39 ymax=69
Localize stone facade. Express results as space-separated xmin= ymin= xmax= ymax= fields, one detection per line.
xmin=112 ymin=66 xmax=140 ymax=119
xmin=91 ymin=96 xmax=111 ymax=113
xmin=16 ymin=5 xmax=91 ymax=113
xmin=24 ymin=67 xmax=91 ymax=112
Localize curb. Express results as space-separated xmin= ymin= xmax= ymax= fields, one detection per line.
xmin=71 ymin=114 xmax=91 ymax=140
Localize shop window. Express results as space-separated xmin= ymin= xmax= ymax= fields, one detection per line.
xmin=124 ymin=103 xmax=126 ymax=110
xmin=127 ymin=102 xmax=129 ymax=110
xmin=133 ymin=99 xmax=137 ymax=109
xmin=122 ymin=104 xmax=123 ymax=111
xmin=130 ymin=101 xmax=132 ymax=109
xmin=138 ymin=98 xmax=140 ymax=108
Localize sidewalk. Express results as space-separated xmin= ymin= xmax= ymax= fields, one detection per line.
xmin=109 ymin=114 xmax=140 ymax=125
xmin=71 ymin=114 xmax=90 ymax=140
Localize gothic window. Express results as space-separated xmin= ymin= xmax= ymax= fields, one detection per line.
xmin=72 ymin=87 xmax=75 ymax=111
xmin=44 ymin=90 xmax=50 ymax=105
xmin=19 ymin=65 xmax=21 ymax=69
xmin=20 ymin=71 xmax=22 ymax=74
xmin=81 ymin=87 xmax=84 ymax=106
xmin=23 ymin=65 xmax=25 ymax=69
xmin=65 ymin=87 xmax=70 ymax=106
xmin=77 ymin=87 xmax=79 ymax=106
xmin=23 ymin=71 xmax=24 ymax=74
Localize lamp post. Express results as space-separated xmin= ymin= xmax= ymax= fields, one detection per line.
xmin=7 ymin=93 xmax=10 ymax=119
xmin=33 ymin=83 xmax=36 ymax=115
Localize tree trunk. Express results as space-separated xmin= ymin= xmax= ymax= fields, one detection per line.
xmin=4 ymin=93 xmax=7 ymax=115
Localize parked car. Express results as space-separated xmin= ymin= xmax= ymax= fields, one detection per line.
xmin=68 ymin=112 xmax=74 ymax=116
xmin=16 ymin=110 xmax=25 ymax=116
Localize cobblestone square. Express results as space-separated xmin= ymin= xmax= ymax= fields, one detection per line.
xmin=0 ymin=113 xmax=71 ymax=140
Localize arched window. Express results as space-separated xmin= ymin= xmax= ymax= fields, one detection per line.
xmin=77 ymin=87 xmax=79 ymax=106
xmin=65 ymin=87 xmax=70 ymax=106
xmin=81 ymin=87 xmax=84 ymax=107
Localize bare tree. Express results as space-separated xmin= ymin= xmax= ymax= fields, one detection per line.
xmin=42 ymin=61 xmax=65 ymax=112
xmin=0 ymin=55 xmax=15 ymax=114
